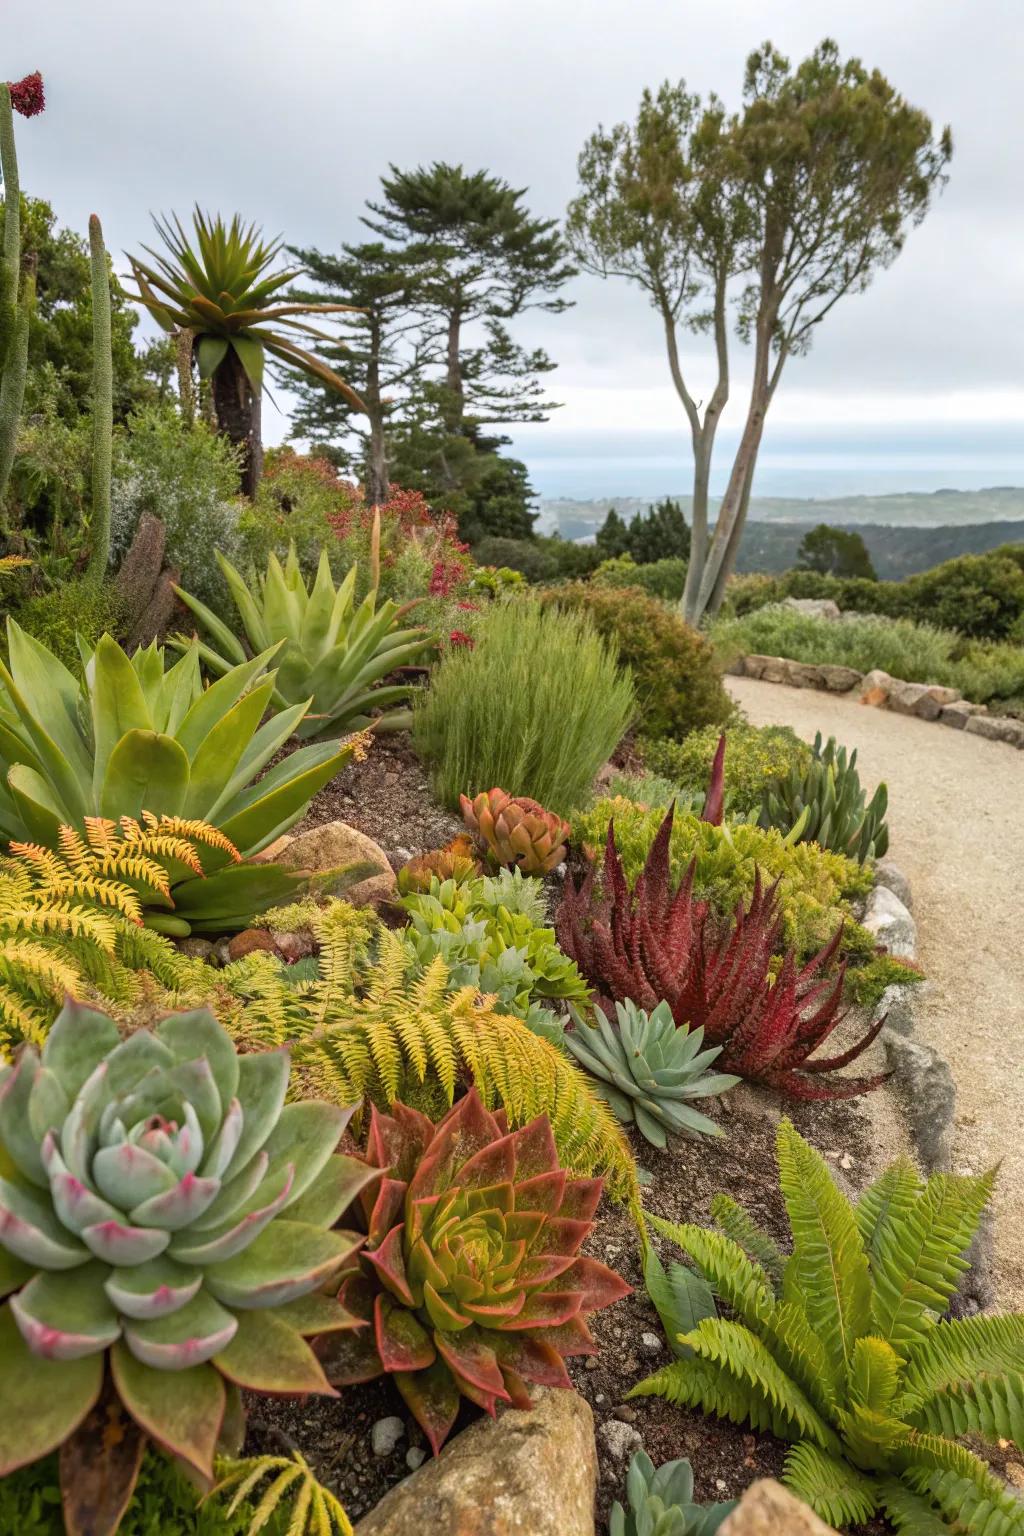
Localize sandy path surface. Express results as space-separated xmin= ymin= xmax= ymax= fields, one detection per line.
xmin=728 ymin=675 xmax=1024 ymax=1306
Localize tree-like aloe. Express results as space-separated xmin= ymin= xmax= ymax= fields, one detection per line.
xmin=127 ymin=210 xmax=365 ymax=493
xmin=0 ymin=999 xmax=377 ymax=1513
xmin=630 ymin=1121 xmax=1024 ymax=1533
xmin=0 ymin=619 xmax=364 ymax=932
xmin=173 ymin=547 xmax=435 ymax=739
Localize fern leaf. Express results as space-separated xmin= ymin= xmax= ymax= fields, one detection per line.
xmin=627 ymin=1353 xmax=799 ymax=1440
xmin=876 ymin=1476 xmax=957 ymax=1534
xmin=207 ymin=1452 xmax=354 ymax=1536
xmin=649 ymin=1216 xmax=775 ymax=1331
xmin=856 ymin=1158 xmax=926 ymax=1261
xmin=909 ymin=1371 xmax=1024 ymax=1451
xmin=783 ymin=1441 xmax=879 ymax=1528
xmin=903 ymin=1313 xmax=1024 ymax=1402
xmin=899 ymin=1456 xmax=1024 ymax=1536
xmin=849 ymin=1335 xmax=904 ymax=1415
xmin=710 ymin=1193 xmax=786 ymax=1295
xmin=777 ymin=1119 xmax=872 ymax=1385
xmin=871 ymin=1169 xmax=996 ymax=1351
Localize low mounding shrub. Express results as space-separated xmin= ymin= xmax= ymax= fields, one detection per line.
xmin=573 ymin=795 xmax=873 ymax=962
xmin=710 ymin=606 xmax=1024 ymax=710
xmin=472 ymin=534 xmax=604 ymax=583
xmin=592 ymin=554 xmax=688 ymax=601
xmin=414 ymin=598 xmax=634 ymax=815
xmin=640 ymin=722 xmax=810 ymax=814
xmin=541 ymin=583 xmax=730 ymax=741
xmin=9 ymin=579 xmax=127 ymax=667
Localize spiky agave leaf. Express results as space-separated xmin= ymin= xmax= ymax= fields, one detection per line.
xmin=628 ymin=1121 xmax=1020 ymax=1532
xmin=0 ymin=999 xmax=377 ymax=1487
xmin=322 ymin=1087 xmax=630 ymax=1453
xmin=556 ymin=807 xmax=886 ymax=1100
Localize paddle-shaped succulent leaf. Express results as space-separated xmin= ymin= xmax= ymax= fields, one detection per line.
xmin=610 ymin=1450 xmax=736 ymax=1536
xmin=323 ymin=1087 xmax=630 ymax=1453
xmin=173 ymin=546 xmax=436 ymax=740
xmin=460 ymin=788 xmax=570 ymax=877
xmin=0 ymin=619 xmax=362 ymax=932
xmin=0 ymin=999 xmax=377 ymax=1483
xmin=564 ymin=1000 xmax=739 ymax=1148
xmin=761 ymin=733 xmax=889 ymax=864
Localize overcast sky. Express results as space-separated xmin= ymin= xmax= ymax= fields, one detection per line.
xmin=8 ymin=0 xmax=1024 ymax=498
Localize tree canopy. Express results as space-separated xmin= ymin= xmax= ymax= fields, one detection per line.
xmin=797 ymin=523 xmax=877 ymax=579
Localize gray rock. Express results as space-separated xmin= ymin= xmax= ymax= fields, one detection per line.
xmin=176 ymin=937 xmax=216 ymax=962
xmin=640 ymin=1331 xmax=663 ymax=1355
xmin=817 ymin=663 xmax=863 ymax=692
xmin=371 ymin=1417 xmax=406 ymax=1457
xmin=873 ymin=859 xmax=913 ymax=911
xmin=724 ymin=656 xmax=747 ymax=677
xmin=598 ymin=1419 xmax=644 ymax=1464
xmin=947 ymin=1207 xmax=998 ymax=1319
xmin=783 ymin=597 xmax=841 ymax=621
xmin=404 ymin=1447 xmax=426 ymax=1472
xmin=886 ymin=681 xmax=943 ymax=721
xmin=740 ymin=654 xmax=772 ymax=679
xmin=861 ymin=668 xmax=893 ymax=695
xmin=965 ymin=714 xmax=1024 ymax=747
xmin=876 ymin=982 xmax=919 ymax=1038
xmin=883 ymin=1028 xmax=956 ymax=1172
xmin=782 ymin=660 xmax=824 ymax=689
xmin=939 ymin=701 xmax=988 ymax=729
xmin=862 ymin=884 xmax=917 ymax=959
xmin=759 ymin=656 xmax=789 ymax=683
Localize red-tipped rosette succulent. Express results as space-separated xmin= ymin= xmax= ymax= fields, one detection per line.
xmin=460 ymin=787 xmax=570 ymax=877
xmin=322 ymin=1088 xmax=630 ymax=1453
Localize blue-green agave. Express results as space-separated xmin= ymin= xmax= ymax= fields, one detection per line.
xmin=610 ymin=1451 xmax=735 ymax=1536
xmin=0 ymin=1000 xmax=378 ymax=1483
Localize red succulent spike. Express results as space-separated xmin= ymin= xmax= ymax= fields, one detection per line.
xmin=700 ymin=735 xmax=727 ymax=825
xmin=7 ymin=72 xmax=45 ymax=117
xmin=555 ymin=808 xmax=887 ymax=1101
xmin=327 ymin=1088 xmax=630 ymax=1452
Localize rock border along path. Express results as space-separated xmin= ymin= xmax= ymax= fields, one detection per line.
xmin=728 ymin=674 xmax=1024 ymax=1308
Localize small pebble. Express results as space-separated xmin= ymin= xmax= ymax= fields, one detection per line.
xmin=598 ymin=1420 xmax=643 ymax=1463
xmin=371 ymin=1416 xmax=405 ymax=1457
xmin=715 ymin=1479 xmax=728 ymax=1492
xmin=640 ymin=1331 xmax=662 ymax=1355
xmin=839 ymin=1153 xmax=854 ymax=1170
xmin=405 ymin=1447 xmax=426 ymax=1471
xmin=613 ymin=1405 xmax=637 ymax=1423
xmin=585 ymin=1356 xmax=600 ymax=1371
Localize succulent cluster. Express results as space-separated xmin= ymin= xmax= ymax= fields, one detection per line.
xmin=0 ymin=621 xmax=362 ymax=932
xmin=396 ymin=835 xmax=482 ymax=894
xmin=174 ymin=546 xmax=435 ymax=740
xmin=0 ymin=1000 xmax=375 ymax=1484
xmin=564 ymin=1000 xmax=739 ymax=1148
xmin=761 ymin=733 xmax=889 ymax=863
xmin=461 ymin=787 xmax=570 ymax=876
xmin=557 ymin=807 xmax=886 ymax=1100
xmin=322 ymin=1088 xmax=630 ymax=1452
xmin=611 ymin=1451 xmax=735 ymax=1536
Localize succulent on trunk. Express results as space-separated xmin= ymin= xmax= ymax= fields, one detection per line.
xmin=321 ymin=1087 xmax=630 ymax=1452
xmin=0 ymin=999 xmax=378 ymax=1488
xmin=460 ymin=787 xmax=570 ymax=877
xmin=564 ymin=1000 xmax=739 ymax=1148
xmin=556 ymin=807 xmax=887 ymax=1100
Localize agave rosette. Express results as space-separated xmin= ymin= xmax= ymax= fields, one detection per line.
xmin=323 ymin=1088 xmax=630 ymax=1452
xmin=460 ymin=788 xmax=570 ymax=877
xmin=0 ymin=1000 xmax=379 ymax=1481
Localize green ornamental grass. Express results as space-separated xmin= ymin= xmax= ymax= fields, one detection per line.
xmin=414 ymin=598 xmax=634 ymax=816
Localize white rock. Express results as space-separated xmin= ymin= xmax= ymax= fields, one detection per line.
xmin=371 ymin=1416 xmax=406 ymax=1457
xmin=598 ymin=1420 xmax=643 ymax=1463
xmin=640 ymin=1331 xmax=663 ymax=1355
xmin=405 ymin=1447 xmax=426 ymax=1471
xmin=862 ymin=884 xmax=917 ymax=960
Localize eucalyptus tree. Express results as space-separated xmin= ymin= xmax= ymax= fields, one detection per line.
xmin=569 ymin=40 xmax=951 ymax=622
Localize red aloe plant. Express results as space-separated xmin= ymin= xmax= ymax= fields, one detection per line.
xmin=320 ymin=1088 xmax=630 ymax=1452
xmin=555 ymin=806 xmax=886 ymax=1100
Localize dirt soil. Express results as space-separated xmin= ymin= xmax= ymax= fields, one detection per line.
xmin=729 ymin=675 xmax=1024 ymax=1308
xmin=296 ymin=730 xmax=463 ymax=859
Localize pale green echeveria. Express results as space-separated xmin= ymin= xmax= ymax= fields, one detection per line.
xmin=564 ymin=1000 xmax=739 ymax=1149
xmin=173 ymin=546 xmax=436 ymax=741
xmin=610 ymin=1449 xmax=736 ymax=1536
xmin=0 ymin=999 xmax=378 ymax=1480
xmin=0 ymin=619 xmax=361 ymax=932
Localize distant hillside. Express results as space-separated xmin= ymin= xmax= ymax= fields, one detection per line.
xmin=537 ymin=486 xmax=1024 ymax=543
xmin=733 ymin=520 xmax=1024 ymax=579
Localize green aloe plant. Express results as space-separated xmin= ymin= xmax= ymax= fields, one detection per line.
xmin=563 ymin=1000 xmax=739 ymax=1148
xmin=174 ymin=548 xmax=435 ymax=739
xmin=0 ymin=999 xmax=377 ymax=1499
xmin=630 ymin=1121 xmax=1024 ymax=1533
xmin=0 ymin=619 xmax=361 ymax=932
xmin=761 ymin=733 xmax=889 ymax=863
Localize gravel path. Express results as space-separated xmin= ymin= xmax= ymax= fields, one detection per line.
xmin=729 ymin=676 xmax=1024 ymax=1307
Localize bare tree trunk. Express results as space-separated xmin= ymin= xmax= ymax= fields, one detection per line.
xmin=364 ymin=315 xmax=388 ymax=505
xmin=211 ymin=347 xmax=262 ymax=497
xmin=707 ymin=455 xmax=756 ymax=615
xmin=669 ymin=274 xmax=729 ymax=626
xmin=444 ymin=302 xmax=463 ymax=430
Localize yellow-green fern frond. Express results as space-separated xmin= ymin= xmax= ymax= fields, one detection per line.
xmin=136 ymin=810 xmax=242 ymax=862
xmin=856 ymin=1158 xmax=926 ymax=1261
xmin=784 ymin=1441 xmax=879 ymax=1528
xmin=902 ymin=1313 xmax=1024 ymax=1404
xmin=206 ymin=1451 xmax=353 ymax=1535
xmin=710 ymin=1193 xmax=786 ymax=1295
xmin=894 ymin=1434 xmax=1024 ymax=1532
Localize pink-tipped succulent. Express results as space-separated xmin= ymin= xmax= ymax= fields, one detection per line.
xmin=396 ymin=834 xmax=483 ymax=894
xmin=460 ymin=788 xmax=570 ymax=877
xmin=322 ymin=1088 xmax=630 ymax=1453
xmin=0 ymin=999 xmax=379 ymax=1486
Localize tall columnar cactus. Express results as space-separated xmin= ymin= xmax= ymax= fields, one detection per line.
xmin=84 ymin=212 xmax=113 ymax=585
xmin=0 ymin=82 xmax=34 ymax=514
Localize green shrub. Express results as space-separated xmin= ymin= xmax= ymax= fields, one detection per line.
xmin=845 ymin=953 xmax=924 ymax=1011
xmin=573 ymin=796 xmax=873 ymax=961
xmin=414 ymin=598 xmax=635 ymax=815
xmin=542 ymin=582 xmax=730 ymax=741
xmin=640 ymin=722 xmax=810 ymax=813
xmin=471 ymin=534 xmax=559 ymax=583
xmin=592 ymin=554 xmax=688 ymax=600
xmin=10 ymin=578 xmax=127 ymax=667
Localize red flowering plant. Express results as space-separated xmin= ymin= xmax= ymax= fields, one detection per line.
xmin=321 ymin=1089 xmax=630 ymax=1452
xmin=8 ymin=71 xmax=45 ymax=117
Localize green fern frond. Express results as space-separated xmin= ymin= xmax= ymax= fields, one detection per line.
xmin=899 ymin=1455 xmax=1024 ymax=1535
xmin=649 ymin=1216 xmax=775 ymax=1330
xmin=903 ymin=1313 xmax=1024 ymax=1402
xmin=876 ymin=1477 xmax=956 ymax=1534
xmin=871 ymin=1169 xmax=996 ymax=1351
xmin=783 ymin=1441 xmax=879 ymax=1528
xmin=849 ymin=1335 xmax=904 ymax=1415
xmin=778 ymin=1119 xmax=872 ymax=1384
xmin=207 ymin=1451 xmax=353 ymax=1535
xmin=908 ymin=1371 xmax=1024 ymax=1450
xmin=857 ymin=1158 xmax=927 ymax=1261
xmin=711 ymin=1193 xmax=786 ymax=1295
xmin=627 ymin=1353 xmax=797 ymax=1439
